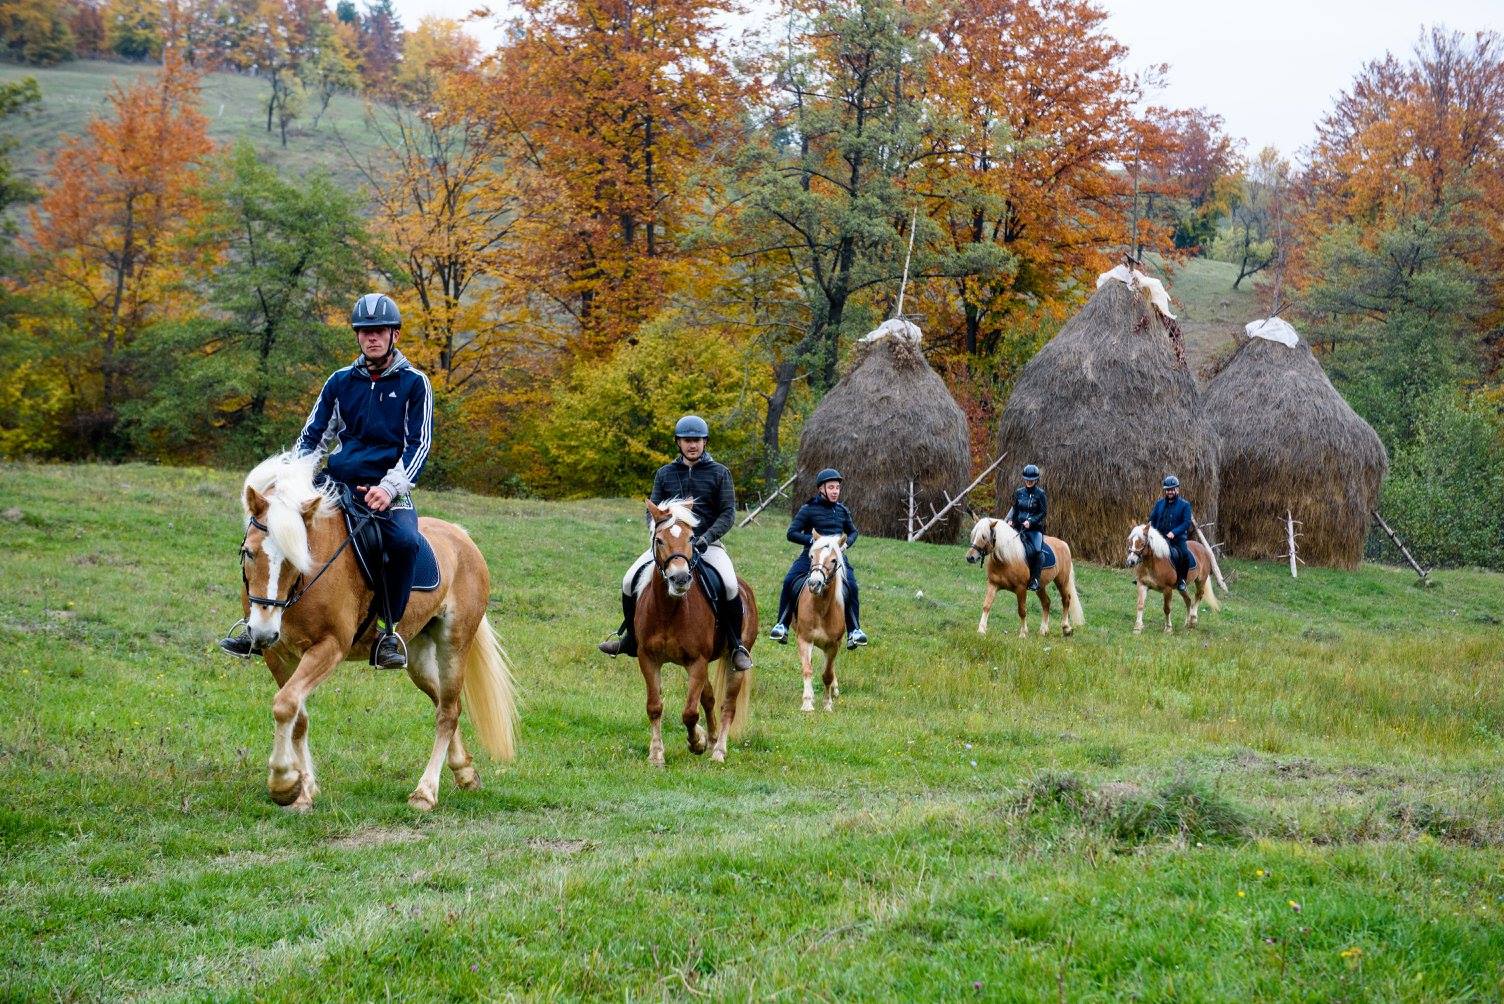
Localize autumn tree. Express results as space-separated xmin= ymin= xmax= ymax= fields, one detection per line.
xmin=67 ymin=0 xmax=105 ymax=57
xmin=124 ymin=141 xmax=382 ymax=459
xmin=356 ymin=0 xmax=401 ymax=94
xmin=1212 ymin=146 xmax=1290 ymax=291
xmin=0 ymin=0 xmax=77 ymax=64
xmin=496 ymin=0 xmax=748 ymax=355
xmin=25 ymin=56 xmax=211 ymax=450
xmin=103 ymin=0 xmax=160 ymax=58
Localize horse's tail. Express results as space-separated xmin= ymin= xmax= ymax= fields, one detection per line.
xmin=1065 ymin=561 xmax=1086 ymax=627
xmin=461 ymin=614 xmax=519 ymax=761
xmin=714 ymin=660 xmax=753 ymax=739
xmin=1201 ymin=572 xmax=1222 ymax=612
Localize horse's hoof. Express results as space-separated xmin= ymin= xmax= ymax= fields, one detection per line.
xmin=648 ymin=753 xmax=665 ymax=768
xmin=977 ymin=627 xmax=988 ymax=636
xmin=1133 ymin=626 xmax=1143 ymax=635
xmin=823 ymin=700 xmax=834 ymax=712
xmin=801 ymin=700 xmax=814 ymax=713
xmin=453 ymin=767 xmax=482 ymax=791
xmin=1063 ymin=625 xmax=1074 ymax=637
xmin=831 ymin=684 xmax=839 ymax=698
xmin=284 ymin=797 xmax=314 ymax=814
xmin=711 ymin=748 xmax=726 ymax=764
xmin=268 ymin=768 xmax=302 ymax=806
xmin=689 ymin=726 xmax=708 ymax=755
xmin=408 ymin=789 xmax=437 ymax=812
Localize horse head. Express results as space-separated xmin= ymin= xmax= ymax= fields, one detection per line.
xmin=239 ymin=454 xmax=335 ymax=650
xmin=806 ymin=534 xmax=845 ymax=596
xmin=965 ymin=517 xmax=996 ymax=565
xmin=1125 ymin=523 xmax=1164 ymax=568
xmin=646 ymin=497 xmax=698 ymax=598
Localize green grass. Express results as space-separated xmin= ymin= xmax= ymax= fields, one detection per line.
xmin=3 ymin=462 xmax=1504 ymax=1001
xmin=0 ymin=60 xmax=392 ymax=195
xmin=1157 ymin=256 xmax=1264 ymax=379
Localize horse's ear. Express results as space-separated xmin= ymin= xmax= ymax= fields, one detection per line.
xmin=644 ymin=498 xmax=662 ymax=519
xmin=838 ymin=533 xmax=847 ymax=547
xmin=300 ymin=495 xmax=321 ymax=519
xmin=244 ymin=486 xmax=267 ymax=519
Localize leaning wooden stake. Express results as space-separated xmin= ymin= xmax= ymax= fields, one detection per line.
xmin=1283 ymin=510 xmax=1300 ymax=578
xmin=1371 ymin=509 xmax=1431 ymax=584
xmin=738 ymin=472 xmax=799 ymax=528
xmin=908 ymin=452 xmax=1007 ymax=542
xmin=1193 ymin=520 xmax=1227 ymax=592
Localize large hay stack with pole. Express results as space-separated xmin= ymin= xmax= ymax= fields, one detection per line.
xmin=994 ymin=273 xmax=1221 ymax=564
xmin=794 ymin=319 xmax=971 ymax=543
xmin=1204 ymin=318 xmax=1387 ymax=568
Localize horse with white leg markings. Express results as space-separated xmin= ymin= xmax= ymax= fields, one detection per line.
xmin=232 ymin=452 xmax=517 ymax=812
xmin=794 ymin=533 xmax=847 ymax=712
xmin=966 ymin=516 xmax=1085 ymax=638
xmin=1125 ymin=524 xmax=1220 ymax=634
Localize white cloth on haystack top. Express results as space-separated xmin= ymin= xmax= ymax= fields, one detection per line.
xmin=1096 ymin=264 xmax=1177 ymax=320
xmin=1245 ymin=317 xmax=1300 ymax=347
xmin=860 ymin=317 xmax=923 ymax=344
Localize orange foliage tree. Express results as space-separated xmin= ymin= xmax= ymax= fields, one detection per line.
xmin=25 ymin=55 xmax=211 ymax=448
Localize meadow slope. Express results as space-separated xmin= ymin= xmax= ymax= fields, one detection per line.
xmin=2 ymin=463 xmax=1503 ymax=1001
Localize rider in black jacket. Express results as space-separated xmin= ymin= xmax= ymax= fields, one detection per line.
xmin=769 ymin=469 xmax=867 ymax=649
xmin=1009 ymin=464 xmax=1047 ymax=591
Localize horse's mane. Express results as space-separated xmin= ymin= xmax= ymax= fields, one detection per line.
xmin=809 ymin=533 xmax=846 ymax=605
xmin=1130 ymin=524 xmax=1171 ymax=560
xmin=244 ymin=451 xmax=339 ymax=574
xmin=973 ymin=517 xmax=1025 ymax=566
xmin=652 ymin=497 xmax=700 ymax=530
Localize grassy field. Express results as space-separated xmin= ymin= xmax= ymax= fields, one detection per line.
xmin=1156 ymin=257 xmax=1264 ymax=380
xmin=2 ymin=462 xmax=1503 ymax=1001
xmin=0 ymin=60 xmax=392 ymax=195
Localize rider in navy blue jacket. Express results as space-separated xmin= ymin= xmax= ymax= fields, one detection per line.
xmin=769 ymin=469 xmax=867 ymax=649
xmin=221 ymin=293 xmax=431 ymax=669
xmin=1148 ymin=475 xmax=1194 ymax=591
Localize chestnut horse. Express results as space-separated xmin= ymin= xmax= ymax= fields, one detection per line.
xmin=233 ymin=453 xmax=517 ymax=811
xmin=965 ymin=516 xmax=1085 ymax=637
xmin=794 ymin=533 xmax=846 ymax=713
xmin=1125 ymin=524 xmax=1220 ymax=633
xmin=635 ymin=498 xmax=757 ymax=765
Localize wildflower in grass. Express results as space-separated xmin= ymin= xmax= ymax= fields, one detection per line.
xmin=1256 ymin=868 xmax=1265 ymax=878
xmin=1237 ymin=889 xmax=1246 ymax=898
xmin=1340 ymin=946 xmax=1363 ymax=969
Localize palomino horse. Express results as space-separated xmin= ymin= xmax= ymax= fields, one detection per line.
xmin=635 ymin=498 xmax=756 ymax=765
xmin=794 ymin=533 xmax=846 ymax=713
xmin=1125 ymin=524 xmax=1221 ymax=633
xmin=234 ymin=453 xmax=517 ymax=811
xmin=965 ymin=516 xmax=1085 ymax=637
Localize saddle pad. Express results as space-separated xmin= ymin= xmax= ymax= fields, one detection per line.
xmin=412 ymin=536 xmax=440 ymax=592
xmin=1039 ymin=542 xmax=1057 ymax=570
xmin=343 ymin=509 xmax=441 ymax=593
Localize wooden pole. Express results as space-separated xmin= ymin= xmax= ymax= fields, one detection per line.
xmin=1285 ymin=510 xmax=1298 ymax=578
xmin=1371 ymin=509 xmax=1430 ymax=584
xmin=906 ymin=480 xmax=916 ymax=540
xmin=1193 ymin=520 xmax=1227 ymax=592
xmin=737 ymin=472 xmax=798 ymax=529
xmin=908 ymin=452 xmax=1008 ymax=542
xmin=894 ymin=207 xmax=919 ymax=319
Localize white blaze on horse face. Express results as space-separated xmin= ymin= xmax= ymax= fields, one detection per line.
xmin=247 ymin=537 xmax=288 ymax=637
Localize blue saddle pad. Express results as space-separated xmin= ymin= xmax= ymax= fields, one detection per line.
xmin=1039 ymin=541 xmax=1057 ymax=570
xmin=412 ymin=535 xmax=439 ymax=592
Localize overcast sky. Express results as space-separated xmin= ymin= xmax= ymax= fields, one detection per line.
xmin=389 ymin=0 xmax=1499 ymax=159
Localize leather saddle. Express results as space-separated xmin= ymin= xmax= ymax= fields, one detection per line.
xmin=323 ymin=480 xmax=440 ymax=593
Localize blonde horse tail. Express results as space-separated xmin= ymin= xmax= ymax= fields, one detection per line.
xmin=461 ymin=614 xmax=519 ymax=761
xmin=1201 ymin=573 xmax=1222 ymax=612
xmin=715 ymin=659 xmax=753 ymax=739
xmin=1066 ymin=563 xmax=1086 ymax=627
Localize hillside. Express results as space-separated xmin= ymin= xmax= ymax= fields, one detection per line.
xmin=2 ymin=462 xmax=1502 ymax=999
xmin=1157 ymin=256 xmax=1266 ymax=380
xmin=0 ymin=60 xmax=394 ymax=194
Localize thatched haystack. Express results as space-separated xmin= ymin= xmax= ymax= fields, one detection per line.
xmin=794 ymin=319 xmax=970 ymax=543
xmin=1204 ymin=318 xmax=1387 ymax=568
xmin=994 ymin=277 xmax=1220 ymax=564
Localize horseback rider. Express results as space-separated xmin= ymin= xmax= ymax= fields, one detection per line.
xmin=218 ymin=293 xmax=432 ymax=670
xmin=1008 ymin=464 xmax=1048 ymax=591
xmin=1148 ymin=474 xmax=1194 ymax=593
xmin=769 ymin=468 xmax=868 ymax=650
xmin=598 ymin=415 xmax=754 ymax=672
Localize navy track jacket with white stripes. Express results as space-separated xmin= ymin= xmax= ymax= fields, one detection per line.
xmin=295 ymin=350 xmax=434 ymax=499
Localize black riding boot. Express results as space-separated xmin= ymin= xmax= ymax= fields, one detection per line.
xmin=1026 ymin=553 xmax=1042 ymax=591
xmin=374 ymin=629 xmax=408 ymax=669
xmin=718 ymin=593 xmax=753 ymax=671
xmin=1174 ymin=548 xmax=1189 ymax=591
xmin=218 ymin=631 xmax=254 ymax=658
xmin=598 ymin=592 xmax=638 ymax=658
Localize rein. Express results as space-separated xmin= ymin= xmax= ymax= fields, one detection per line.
xmin=241 ymin=511 xmax=367 ymax=611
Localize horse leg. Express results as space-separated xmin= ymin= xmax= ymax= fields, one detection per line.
xmin=822 ymin=644 xmax=838 ymax=712
xmin=1134 ymin=581 xmax=1147 ymax=635
xmin=1038 ymin=583 xmax=1052 ymax=636
xmin=712 ymin=655 xmax=746 ymax=764
xmin=1058 ymin=573 xmax=1075 ymax=638
xmin=404 ymin=628 xmax=467 ymax=811
xmin=683 ymin=658 xmax=709 ymax=755
xmin=265 ymin=648 xmax=318 ymax=810
xmin=1016 ymin=589 xmax=1029 ymax=638
xmin=267 ymin=638 xmax=342 ymax=808
xmin=699 ymin=680 xmax=718 ymax=751
xmin=978 ymin=582 xmax=997 ymax=635
xmin=1187 ymin=578 xmax=1200 ymax=629
xmin=799 ymin=636 xmax=816 ymax=712
xmin=639 ymin=654 xmax=665 ymax=768
xmin=1162 ymin=590 xmax=1174 ymax=633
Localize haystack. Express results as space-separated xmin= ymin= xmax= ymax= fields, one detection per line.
xmin=794 ymin=319 xmax=970 ymax=542
xmin=1204 ymin=318 xmax=1387 ymax=568
xmin=994 ymin=274 xmax=1221 ymax=564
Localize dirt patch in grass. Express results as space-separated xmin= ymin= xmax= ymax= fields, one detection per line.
xmin=527 ymin=837 xmax=591 ymax=855
xmin=328 ymin=826 xmax=426 ymax=851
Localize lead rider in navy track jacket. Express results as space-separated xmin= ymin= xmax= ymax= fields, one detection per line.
xmin=295 ymin=348 xmax=433 ymax=625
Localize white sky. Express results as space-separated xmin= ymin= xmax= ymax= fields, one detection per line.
xmin=390 ymin=0 xmax=1500 ymax=160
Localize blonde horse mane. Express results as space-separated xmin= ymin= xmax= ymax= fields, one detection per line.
xmin=973 ymin=517 xmax=1026 ymax=567
xmin=243 ymin=451 xmax=340 ymax=574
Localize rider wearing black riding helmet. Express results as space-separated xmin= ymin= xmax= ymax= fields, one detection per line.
xmin=769 ymin=468 xmax=868 ymax=649
xmin=597 ymin=415 xmax=753 ymax=672
xmin=217 ymin=293 xmax=432 ymax=669
xmin=1148 ymin=474 xmax=1194 ymax=592
xmin=1008 ymin=464 xmax=1048 ymax=591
